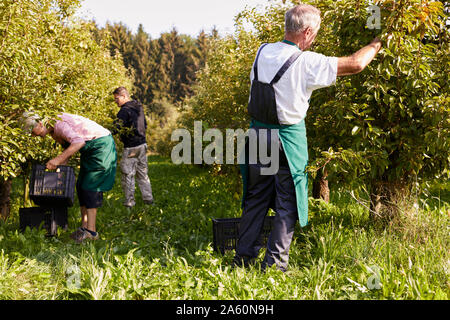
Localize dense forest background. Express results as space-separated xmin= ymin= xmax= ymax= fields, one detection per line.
xmin=96 ymin=23 xmax=218 ymax=154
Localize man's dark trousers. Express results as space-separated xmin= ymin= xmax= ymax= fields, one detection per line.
xmin=236 ymin=126 xmax=298 ymax=272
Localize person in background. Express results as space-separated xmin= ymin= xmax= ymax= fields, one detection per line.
xmin=235 ymin=4 xmax=382 ymax=271
xmin=23 ymin=112 xmax=117 ymax=243
xmin=112 ymin=87 xmax=154 ymax=208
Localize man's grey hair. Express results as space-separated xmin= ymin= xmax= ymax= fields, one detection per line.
xmin=20 ymin=111 xmax=40 ymax=134
xmin=285 ymin=4 xmax=321 ymax=34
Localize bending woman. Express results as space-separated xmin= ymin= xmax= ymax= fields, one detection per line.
xmin=24 ymin=113 xmax=117 ymax=243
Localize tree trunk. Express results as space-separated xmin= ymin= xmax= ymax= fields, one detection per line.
xmin=369 ymin=180 xmax=413 ymax=223
xmin=312 ymin=168 xmax=330 ymax=203
xmin=0 ymin=178 xmax=12 ymax=220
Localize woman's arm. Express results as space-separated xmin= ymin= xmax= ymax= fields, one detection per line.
xmin=46 ymin=120 xmax=86 ymax=169
xmin=46 ymin=142 xmax=85 ymax=170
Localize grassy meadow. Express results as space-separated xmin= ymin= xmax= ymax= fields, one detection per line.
xmin=0 ymin=156 xmax=448 ymax=300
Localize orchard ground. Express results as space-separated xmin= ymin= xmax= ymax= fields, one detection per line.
xmin=0 ymin=155 xmax=448 ymax=299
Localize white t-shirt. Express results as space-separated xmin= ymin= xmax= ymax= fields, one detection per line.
xmin=250 ymin=41 xmax=338 ymax=125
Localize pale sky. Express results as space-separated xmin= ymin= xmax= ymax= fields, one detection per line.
xmin=78 ymin=0 xmax=273 ymax=38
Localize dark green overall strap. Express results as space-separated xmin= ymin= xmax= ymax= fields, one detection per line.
xmin=253 ymin=43 xmax=268 ymax=81
xmin=270 ymin=50 xmax=303 ymax=85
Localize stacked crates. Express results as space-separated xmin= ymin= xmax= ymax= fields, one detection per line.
xmin=19 ymin=164 xmax=75 ymax=236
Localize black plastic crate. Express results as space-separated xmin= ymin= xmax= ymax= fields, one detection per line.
xmin=212 ymin=216 xmax=274 ymax=254
xmin=29 ymin=164 xmax=75 ymax=207
xmin=19 ymin=207 xmax=68 ymax=236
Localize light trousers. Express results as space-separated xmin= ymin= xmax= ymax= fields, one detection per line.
xmin=120 ymin=143 xmax=153 ymax=207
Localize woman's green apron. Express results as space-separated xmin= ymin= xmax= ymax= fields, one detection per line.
xmin=78 ymin=135 xmax=117 ymax=192
xmin=240 ymin=119 xmax=309 ymax=227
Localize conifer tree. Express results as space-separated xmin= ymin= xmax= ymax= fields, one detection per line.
xmin=106 ymin=22 xmax=134 ymax=68
xmin=154 ymin=30 xmax=176 ymax=102
xmin=130 ymin=24 xmax=154 ymax=107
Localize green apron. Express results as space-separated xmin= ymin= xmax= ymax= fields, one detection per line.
xmin=240 ymin=119 xmax=309 ymax=227
xmin=78 ymin=135 xmax=117 ymax=192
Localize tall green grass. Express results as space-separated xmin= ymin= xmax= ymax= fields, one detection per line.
xmin=0 ymin=156 xmax=448 ymax=299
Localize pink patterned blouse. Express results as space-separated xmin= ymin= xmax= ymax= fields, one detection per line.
xmin=53 ymin=113 xmax=110 ymax=144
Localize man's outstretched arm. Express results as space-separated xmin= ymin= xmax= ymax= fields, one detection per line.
xmin=337 ymin=37 xmax=382 ymax=76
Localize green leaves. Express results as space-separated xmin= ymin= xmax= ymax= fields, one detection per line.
xmin=307 ymin=0 xmax=449 ymax=188
xmin=0 ymin=0 xmax=132 ymax=180
xmin=183 ymin=0 xmax=449 ymax=196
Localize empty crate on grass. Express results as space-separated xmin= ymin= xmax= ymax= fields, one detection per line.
xmin=29 ymin=164 xmax=75 ymax=207
xmin=19 ymin=207 xmax=68 ymax=236
xmin=212 ymin=216 xmax=274 ymax=254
